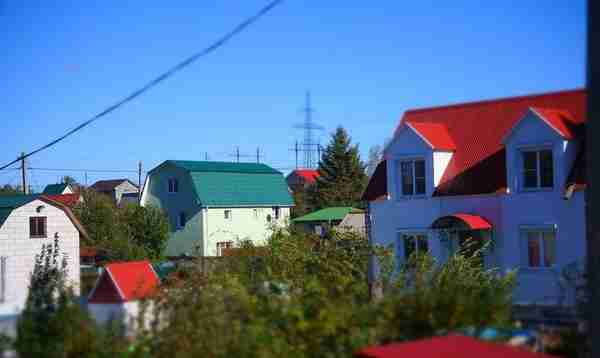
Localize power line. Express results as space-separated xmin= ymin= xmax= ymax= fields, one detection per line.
xmin=0 ymin=0 xmax=284 ymax=171
xmin=29 ymin=167 xmax=140 ymax=174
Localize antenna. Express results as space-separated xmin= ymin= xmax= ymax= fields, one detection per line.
xmin=293 ymin=91 xmax=324 ymax=168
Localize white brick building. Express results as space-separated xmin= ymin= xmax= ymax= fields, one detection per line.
xmin=0 ymin=195 xmax=86 ymax=315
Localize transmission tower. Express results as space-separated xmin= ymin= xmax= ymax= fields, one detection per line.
xmin=293 ymin=91 xmax=323 ymax=168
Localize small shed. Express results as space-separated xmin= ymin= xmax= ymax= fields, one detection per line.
xmin=293 ymin=207 xmax=364 ymax=236
xmin=87 ymin=260 xmax=159 ymax=331
xmin=356 ymin=335 xmax=555 ymax=358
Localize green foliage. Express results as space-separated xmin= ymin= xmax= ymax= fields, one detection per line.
xmin=0 ymin=184 xmax=19 ymax=196
xmin=74 ymin=189 xmax=169 ymax=261
xmin=312 ymin=127 xmax=368 ymax=209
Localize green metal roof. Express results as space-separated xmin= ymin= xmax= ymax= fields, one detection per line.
xmin=166 ymin=160 xmax=281 ymax=174
xmin=0 ymin=194 xmax=40 ymax=226
xmin=293 ymin=207 xmax=361 ymax=223
xmin=42 ymin=183 xmax=69 ymax=195
xmin=154 ymin=160 xmax=293 ymax=207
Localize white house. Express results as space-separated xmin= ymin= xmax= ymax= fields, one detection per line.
xmin=140 ymin=160 xmax=294 ymax=257
xmin=87 ymin=260 xmax=159 ymax=333
xmin=363 ymin=89 xmax=587 ymax=306
xmin=0 ymin=194 xmax=85 ymax=315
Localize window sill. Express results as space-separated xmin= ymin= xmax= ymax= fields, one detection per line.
xmin=396 ymin=195 xmax=427 ymax=201
xmin=519 ymin=187 xmax=554 ymax=193
xmin=519 ymin=266 xmax=557 ymax=273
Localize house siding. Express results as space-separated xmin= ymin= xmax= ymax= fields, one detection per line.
xmin=0 ymin=200 xmax=80 ymax=315
xmin=114 ymin=181 xmax=139 ymax=205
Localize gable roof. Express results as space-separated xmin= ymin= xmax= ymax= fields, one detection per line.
xmin=289 ymin=169 xmax=320 ymax=184
xmin=42 ymin=183 xmax=70 ymax=195
xmin=153 ymin=160 xmax=294 ymax=207
xmin=391 ymin=89 xmax=586 ymax=196
xmin=293 ymin=207 xmax=361 ymax=223
xmin=90 ymin=179 xmax=138 ymax=192
xmin=406 ymin=122 xmax=456 ymax=151
xmin=0 ymin=194 xmax=88 ymax=238
xmin=88 ymin=260 xmax=160 ymax=303
xmin=361 ymin=161 xmax=388 ymax=201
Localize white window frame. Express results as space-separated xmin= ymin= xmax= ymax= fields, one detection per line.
xmin=167 ymin=178 xmax=179 ymax=193
xmin=0 ymin=257 xmax=6 ymax=303
xmin=216 ymin=241 xmax=234 ymax=256
xmin=397 ymin=158 xmax=426 ymax=198
xmin=520 ymin=225 xmax=557 ymax=269
xmin=519 ymin=147 xmax=554 ymax=191
xmin=396 ymin=230 xmax=429 ymax=264
xmin=224 ymin=210 xmax=232 ymax=220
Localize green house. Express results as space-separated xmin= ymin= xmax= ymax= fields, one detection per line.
xmin=140 ymin=160 xmax=294 ymax=257
xmin=293 ymin=207 xmax=365 ymax=236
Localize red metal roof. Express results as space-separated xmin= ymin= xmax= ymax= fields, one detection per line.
xmin=44 ymin=193 xmax=81 ymax=207
xmin=407 ymin=122 xmax=456 ymax=150
xmin=88 ymin=260 xmax=160 ymax=303
xmin=431 ymin=213 xmax=492 ymax=230
xmin=530 ymin=107 xmax=580 ymax=139
xmin=356 ymin=335 xmax=555 ymax=358
xmin=294 ymin=169 xmax=320 ymax=184
xmin=392 ymin=89 xmax=586 ymax=196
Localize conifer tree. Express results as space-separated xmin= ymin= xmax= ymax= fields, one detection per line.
xmin=312 ymin=127 xmax=367 ymax=209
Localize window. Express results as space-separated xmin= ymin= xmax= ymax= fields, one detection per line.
xmin=398 ymin=232 xmax=429 ymax=260
xmin=400 ymin=159 xmax=426 ymax=196
xmin=168 ymin=178 xmax=179 ymax=193
xmin=0 ymin=257 xmax=6 ymax=303
xmin=266 ymin=214 xmax=272 ymax=223
xmin=522 ymin=228 xmax=556 ymax=268
xmin=273 ymin=206 xmax=280 ymax=220
xmin=224 ymin=210 xmax=232 ymax=220
xmin=216 ymin=241 xmax=234 ymax=256
xmin=522 ymin=149 xmax=553 ymax=189
xmin=29 ymin=217 xmax=47 ymax=238
xmin=177 ymin=212 xmax=186 ymax=229
xmin=253 ymin=209 xmax=259 ymax=219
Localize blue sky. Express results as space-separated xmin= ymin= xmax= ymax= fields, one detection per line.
xmin=0 ymin=1 xmax=586 ymax=190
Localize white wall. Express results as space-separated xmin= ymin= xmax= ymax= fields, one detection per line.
xmin=433 ymin=151 xmax=453 ymax=187
xmin=88 ymin=301 xmax=154 ymax=335
xmin=0 ymin=200 xmax=80 ymax=315
xmin=203 ymin=206 xmax=290 ymax=256
xmin=370 ymin=114 xmax=586 ymax=306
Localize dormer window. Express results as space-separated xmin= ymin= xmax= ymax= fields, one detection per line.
xmin=522 ymin=149 xmax=553 ymax=189
xmin=400 ymin=159 xmax=426 ymax=196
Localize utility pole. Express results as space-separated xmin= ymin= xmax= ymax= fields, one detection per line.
xmin=236 ymin=147 xmax=240 ymax=163
xmin=293 ymin=91 xmax=324 ymax=169
xmin=138 ymin=161 xmax=142 ymax=204
xmin=205 ymin=152 xmax=209 ymax=161
xmin=84 ymin=172 xmax=88 ymax=187
xmin=295 ymin=141 xmax=299 ymax=168
xmin=20 ymin=152 xmax=27 ymax=194
xmin=256 ymin=147 xmax=260 ymax=163
xmin=587 ymin=0 xmax=600 ymax=355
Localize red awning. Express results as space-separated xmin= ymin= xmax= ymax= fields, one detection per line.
xmin=431 ymin=213 xmax=492 ymax=230
xmin=356 ymin=335 xmax=554 ymax=358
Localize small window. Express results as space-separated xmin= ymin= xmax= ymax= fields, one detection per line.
xmin=399 ymin=232 xmax=428 ymax=260
xmin=168 ymin=178 xmax=179 ymax=193
xmin=216 ymin=241 xmax=234 ymax=256
xmin=522 ymin=228 xmax=556 ymax=268
xmin=0 ymin=257 xmax=6 ymax=303
xmin=224 ymin=210 xmax=232 ymax=220
xmin=522 ymin=149 xmax=553 ymax=189
xmin=30 ymin=217 xmax=47 ymax=238
xmin=253 ymin=209 xmax=259 ymax=219
xmin=400 ymin=159 xmax=426 ymax=196
xmin=273 ymin=207 xmax=280 ymax=220
xmin=266 ymin=214 xmax=272 ymax=223
xmin=177 ymin=212 xmax=186 ymax=229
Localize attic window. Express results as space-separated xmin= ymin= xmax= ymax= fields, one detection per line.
xmin=30 ymin=217 xmax=47 ymax=238
xmin=168 ymin=178 xmax=179 ymax=193
xmin=400 ymin=159 xmax=426 ymax=196
xmin=522 ymin=149 xmax=553 ymax=189
xmin=224 ymin=210 xmax=232 ymax=220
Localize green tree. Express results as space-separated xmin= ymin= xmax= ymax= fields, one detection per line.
xmin=119 ymin=204 xmax=170 ymax=260
xmin=312 ymin=127 xmax=367 ymax=209
xmin=0 ymin=184 xmax=19 ymax=196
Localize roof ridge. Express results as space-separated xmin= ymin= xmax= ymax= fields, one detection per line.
xmin=404 ymin=88 xmax=585 ymax=115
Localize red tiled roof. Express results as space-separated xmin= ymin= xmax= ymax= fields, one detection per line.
xmin=392 ymin=89 xmax=586 ymax=196
xmin=294 ymin=169 xmax=320 ymax=184
xmin=88 ymin=260 xmax=160 ymax=303
xmin=356 ymin=335 xmax=555 ymax=358
xmin=407 ymin=122 xmax=456 ymax=150
xmin=44 ymin=193 xmax=81 ymax=207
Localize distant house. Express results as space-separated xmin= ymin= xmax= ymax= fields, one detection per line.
xmin=293 ymin=207 xmax=365 ymax=236
xmin=90 ymin=179 xmax=139 ymax=205
xmin=87 ymin=260 xmax=159 ymax=331
xmin=119 ymin=192 xmax=140 ymax=207
xmin=141 ymin=160 xmax=294 ymax=257
xmin=286 ymin=169 xmax=319 ymax=190
xmin=45 ymin=193 xmax=83 ymax=208
xmin=42 ymin=183 xmax=73 ymax=195
xmin=0 ymin=194 xmax=86 ymax=315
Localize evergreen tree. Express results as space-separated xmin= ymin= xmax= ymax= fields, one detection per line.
xmin=312 ymin=127 xmax=367 ymax=209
